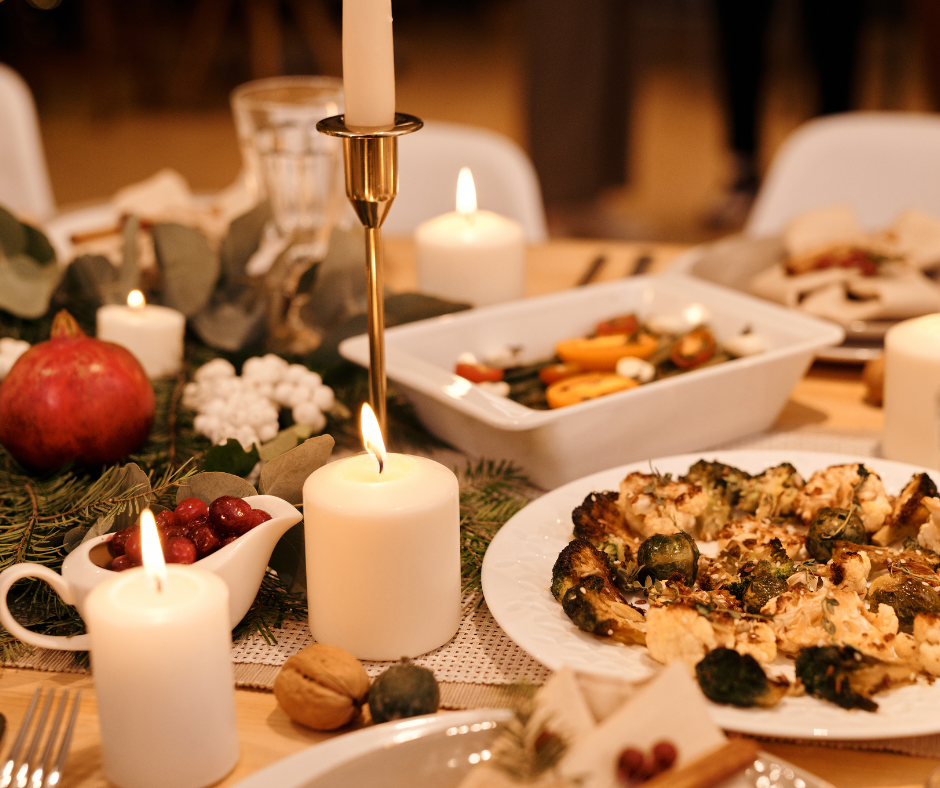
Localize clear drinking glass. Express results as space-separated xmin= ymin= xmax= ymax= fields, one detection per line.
xmin=231 ymin=76 xmax=344 ymax=352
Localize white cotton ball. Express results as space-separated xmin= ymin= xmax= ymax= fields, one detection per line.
xmin=213 ymin=377 xmax=242 ymax=399
xmin=258 ymin=421 xmax=279 ymax=442
xmin=273 ymin=381 xmax=296 ymax=406
xmin=301 ymin=370 xmax=323 ymax=389
xmin=477 ymin=381 xmax=511 ymax=397
xmin=263 ymin=353 xmax=290 ymax=370
xmin=181 ymin=382 xmax=202 ymax=409
xmin=284 ymin=364 xmax=309 ymax=383
xmin=203 ymin=398 xmax=229 ymax=418
xmin=194 ymin=358 xmax=236 ymax=382
xmin=293 ymin=402 xmax=326 ymax=432
xmin=287 ymin=386 xmax=311 ymax=408
xmin=193 ymin=414 xmax=221 ymax=438
xmin=254 ymin=380 xmax=275 ymax=399
xmin=615 ymin=356 xmax=656 ymax=383
xmin=241 ymin=356 xmax=270 ymax=380
xmin=235 ymin=426 xmax=259 ymax=451
xmin=312 ymin=385 xmax=334 ymax=411
xmin=724 ymin=333 xmax=766 ymax=358
xmin=228 ymin=409 xmax=251 ymax=427
xmin=456 ymin=351 xmax=478 ymax=365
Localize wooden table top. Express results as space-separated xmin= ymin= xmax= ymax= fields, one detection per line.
xmin=1 ymin=238 xmax=928 ymax=788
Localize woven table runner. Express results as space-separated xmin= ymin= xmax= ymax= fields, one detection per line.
xmin=11 ymin=426 xmax=940 ymax=757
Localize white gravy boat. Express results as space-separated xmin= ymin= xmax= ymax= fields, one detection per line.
xmin=0 ymin=494 xmax=302 ymax=651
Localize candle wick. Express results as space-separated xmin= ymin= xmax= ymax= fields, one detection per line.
xmin=366 ymin=441 xmax=384 ymax=474
xmin=154 ymin=575 xmax=163 ymax=594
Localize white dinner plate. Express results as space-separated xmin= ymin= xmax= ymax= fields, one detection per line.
xmin=481 ymin=449 xmax=940 ymax=740
xmin=228 ymin=708 xmax=832 ymax=788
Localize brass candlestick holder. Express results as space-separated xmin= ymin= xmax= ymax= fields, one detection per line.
xmin=317 ymin=113 xmax=423 ymax=435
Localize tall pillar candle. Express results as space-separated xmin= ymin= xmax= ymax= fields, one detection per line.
xmin=96 ymin=291 xmax=185 ymax=379
xmin=884 ymin=313 xmax=940 ymax=468
xmin=342 ymin=0 xmax=395 ymax=129
xmin=415 ymin=168 xmax=526 ymax=307
xmin=303 ymin=409 xmax=460 ymax=659
xmin=84 ymin=519 xmax=239 ymax=788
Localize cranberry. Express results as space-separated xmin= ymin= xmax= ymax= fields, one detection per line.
xmin=110 ymin=554 xmax=137 ymax=572
xmin=108 ymin=525 xmax=138 ymax=558
xmin=124 ymin=530 xmax=144 ymax=564
xmin=164 ymin=536 xmax=197 ymax=564
xmin=190 ymin=524 xmax=222 ymax=558
xmin=652 ymin=741 xmax=677 ymax=771
xmin=154 ymin=510 xmax=178 ymax=530
xmin=219 ymin=535 xmax=238 ymax=548
xmin=209 ymin=496 xmax=253 ymax=536
xmin=247 ymin=508 xmax=272 ymax=530
xmin=159 ymin=524 xmax=189 ymax=544
xmin=175 ymin=497 xmax=209 ymax=526
xmin=616 ymin=748 xmax=654 ymax=785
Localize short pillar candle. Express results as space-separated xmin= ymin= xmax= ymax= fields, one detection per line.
xmin=883 ymin=313 xmax=940 ymax=468
xmin=96 ymin=291 xmax=185 ymax=379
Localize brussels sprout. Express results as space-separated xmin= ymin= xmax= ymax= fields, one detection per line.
xmin=637 ymin=532 xmax=700 ymax=585
xmin=695 ymin=648 xmax=788 ymax=707
xmin=867 ymin=573 xmax=940 ymax=633
xmin=805 ymin=507 xmax=866 ymax=562
xmin=741 ymin=565 xmax=789 ymax=614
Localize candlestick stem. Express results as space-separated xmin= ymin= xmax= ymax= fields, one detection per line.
xmin=317 ymin=113 xmax=423 ymax=438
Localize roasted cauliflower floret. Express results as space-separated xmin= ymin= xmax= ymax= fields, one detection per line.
xmin=737 ymin=463 xmax=804 ymax=519
xmin=645 ymin=605 xmax=717 ymax=670
xmin=913 ymin=613 xmax=940 ymax=676
xmin=618 ymin=472 xmax=708 ymax=539
xmin=873 ymin=473 xmax=938 ymax=546
xmin=828 ymin=549 xmax=872 ymax=595
xmin=795 ymin=463 xmax=892 ymax=534
xmin=917 ymin=497 xmax=940 ymax=553
xmin=717 ymin=516 xmax=806 ymax=561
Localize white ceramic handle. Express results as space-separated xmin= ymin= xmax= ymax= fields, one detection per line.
xmin=0 ymin=563 xmax=91 ymax=651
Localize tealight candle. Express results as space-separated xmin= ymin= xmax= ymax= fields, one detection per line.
xmin=96 ymin=290 xmax=185 ymax=378
xmin=303 ymin=405 xmax=460 ymax=660
xmin=343 ymin=0 xmax=395 ymax=129
xmin=884 ymin=313 xmax=940 ymax=468
xmin=415 ymin=168 xmax=526 ymax=307
xmin=85 ymin=511 xmax=239 ymax=788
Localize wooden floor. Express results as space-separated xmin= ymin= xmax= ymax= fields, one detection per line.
xmin=23 ymin=0 xmax=938 ymax=242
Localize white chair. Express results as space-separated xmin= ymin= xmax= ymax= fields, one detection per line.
xmin=0 ymin=64 xmax=55 ymax=221
xmin=383 ymin=120 xmax=548 ymax=243
xmin=747 ymin=112 xmax=940 ymax=237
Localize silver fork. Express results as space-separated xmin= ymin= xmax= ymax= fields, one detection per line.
xmin=0 ymin=688 xmax=82 ymax=788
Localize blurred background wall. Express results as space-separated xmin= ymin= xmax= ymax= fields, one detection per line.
xmin=0 ymin=0 xmax=935 ymax=241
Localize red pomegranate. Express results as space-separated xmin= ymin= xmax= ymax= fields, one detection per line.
xmin=0 ymin=310 xmax=155 ymax=470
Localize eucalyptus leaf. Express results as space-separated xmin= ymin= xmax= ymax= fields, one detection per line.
xmin=23 ymin=223 xmax=55 ymax=265
xmin=80 ymin=514 xmax=116 ymax=546
xmin=0 ymin=206 xmax=26 ymax=257
xmin=257 ymin=427 xmax=301 ymax=464
xmin=259 ymin=434 xmax=334 ymax=505
xmin=63 ymin=526 xmax=89 ymax=554
xmin=0 ymin=252 xmax=64 ymax=318
xmin=152 ymin=222 xmax=220 ymax=316
xmin=175 ymin=471 xmax=257 ymax=505
xmin=191 ymin=297 xmax=266 ymax=352
xmin=220 ymin=201 xmax=271 ymax=284
xmin=268 ymin=523 xmax=306 ymax=594
xmin=111 ymin=462 xmax=153 ymax=529
xmin=58 ymin=254 xmax=117 ymax=307
xmin=203 ymin=439 xmax=260 ymax=477
xmin=118 ymin=214 xmax=140 ymax=297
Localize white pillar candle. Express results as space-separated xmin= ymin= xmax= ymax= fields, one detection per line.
xmin=415 ymin=168 xmax=526 ymax=307
xmin=303 ymin=406 xmax=460 ymax=660
xmin=96 ymin=291 xmax=185 ymax=379
xmin=343 ymin=0 xmax=396 ymax=129
xmin=884 ymin=313 xmax=940 ymax=468
xmin=84 ymin=511 xmax=239 ymax=788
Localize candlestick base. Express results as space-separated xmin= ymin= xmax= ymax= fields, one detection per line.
xmin=317 ymin=113 xmax=423 ymax=435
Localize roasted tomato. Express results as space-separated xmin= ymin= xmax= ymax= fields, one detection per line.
xmin=670 ymin=328 xmax=715 ymax=369
xmin=454 ymin=362 xmax=504 ymax=383
xmin=538 ymin=362 xmax=581 ymax=385
xmin=595 ymin=314 xmax=639 ymax=337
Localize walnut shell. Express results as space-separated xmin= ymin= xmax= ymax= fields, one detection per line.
xmin=274 ymin=643 xmax=371 ymax=730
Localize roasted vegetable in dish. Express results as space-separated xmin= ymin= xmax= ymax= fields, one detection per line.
xmin=560 ymin=574 xmax=647 ymax=646
xmin=872 ymin=472 xmax=939 ymax=546
xmin=866 ymin=573 xmax=940 ymax=633
xmin=695 ymin=648 xmax=788 ymax=708
xmin=795 ymin=645 xmax=918 ymax=712
xmin=736 ymin=463 xmax=803 ymax=519
xmin=805 ymin=507 xmax=866 ymax=562
xmin=637 ymin=532 xmax=700 ymax=585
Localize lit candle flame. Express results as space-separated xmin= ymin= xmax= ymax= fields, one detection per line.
xmin=456 ymin=167 xmax=477 ymax=216
xmin=127 ymin=290 xmax=146 ymax=309
xmin=360 ymin=403 xmax=386 ymax=474
xmin=140 ymin=509 xmax=167 ymax=593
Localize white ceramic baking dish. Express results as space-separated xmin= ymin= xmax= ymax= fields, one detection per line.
xmin=339 ymin=274 xmax=844 ymax=489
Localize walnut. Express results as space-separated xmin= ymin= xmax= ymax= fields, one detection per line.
xmin=274 ymin=643 xmax=370 ymax=730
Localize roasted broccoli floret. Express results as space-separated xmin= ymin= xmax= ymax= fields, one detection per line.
xmin=551 ymin=538 xmax=615 ymax=601
xmin=682 ymin=460 xmax=751 ymax=539
xmin=867 ymin=573 xmax=940 ymax=633
xmin=806 ymin=507 xmax=866 ymax=562
xmin=795 ymin=645 xmax=918 ymax=712
xmin=561 ymin=574 xmax=646 ymax=646
xmin=872 ymin=473 xmax=939 ymax=547
xmin=637 ymin=532 xmax=700 ymax=585
xmin=737 ymin=463 xmax=803 ymax=519
xmin=695 ymin=647 xmax=788 ymax=707
xmin=572 ymin=490 xmax=638 ymax=562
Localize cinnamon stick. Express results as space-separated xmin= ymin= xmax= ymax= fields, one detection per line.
xmin=641 ymin=738 xmax=760 ymax=788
